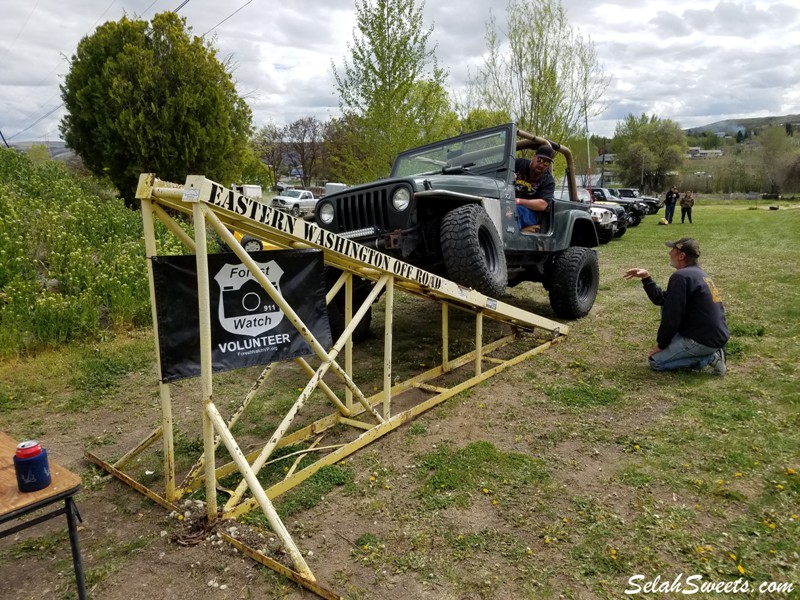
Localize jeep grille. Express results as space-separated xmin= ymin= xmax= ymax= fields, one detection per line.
xmin=334 ymin=187 xmax=392 ymax=231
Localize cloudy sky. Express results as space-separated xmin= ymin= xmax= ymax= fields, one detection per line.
xmin=2 ymin=0 xmax=799 ymax=145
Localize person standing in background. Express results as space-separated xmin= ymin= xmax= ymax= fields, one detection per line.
xmin=680 ymin=190 xmax=695 ymax=224
xmin=664 ymin=186 xmax=679 ymax=223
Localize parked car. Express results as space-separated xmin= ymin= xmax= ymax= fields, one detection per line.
xmin=315 ymin=123 xmax=600 ymax=319
xmin=615 ymin=188 xmax=662 ymax=214
xmin=555 ymin=187 xmax=615 ymax=244
xmin=589 ymin=187 xmax=647 ymax=227
xmin=271 ymin=189 xmax=319 ymax=217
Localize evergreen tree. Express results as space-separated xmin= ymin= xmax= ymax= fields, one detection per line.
xmin=60 ymin=12 xmax=252 ymax=203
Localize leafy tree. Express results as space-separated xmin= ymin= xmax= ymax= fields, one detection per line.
xmin=759 ymin=125 xmax=794 ymax=194
xmin=283 ymin=117 xmax=324 ymax=187
xmin=466 ymin=0 xmax=608 ymax=142
xmin=331 ymin=0 xmax=452 ymax=183
xmin=612 ymin=114 xmax=686 ymax=193
xmin=250 ymin=121 xmax=285 ymax=190
xmin=60 ymin=12 xmax=252 ymax=204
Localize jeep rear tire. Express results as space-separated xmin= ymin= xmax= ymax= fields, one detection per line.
xmin=548 ymin=247 xmax=599 ymax=319
xmin=613 ymin=224 xmax=627 ymax=239
xmin=440 ymin=204 xmax=507 ymax=298
xmin=597 ymin=227 xmax=613 ymax=244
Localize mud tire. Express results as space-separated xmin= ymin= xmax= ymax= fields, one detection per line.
xmin=440 ymin=204 xmax=507 ymax=298
xmin=548 ymin=247 xmax=599 ymax=319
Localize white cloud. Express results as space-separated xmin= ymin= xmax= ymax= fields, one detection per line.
xmin=1 ymin=0 xmax=799 ymax=143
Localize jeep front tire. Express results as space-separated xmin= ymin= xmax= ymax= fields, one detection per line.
xmin=440 ymin=204 xmax=508 ymax=298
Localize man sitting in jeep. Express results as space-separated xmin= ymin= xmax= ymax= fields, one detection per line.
xmin=515 ymin=146 xmax=556 ymax=233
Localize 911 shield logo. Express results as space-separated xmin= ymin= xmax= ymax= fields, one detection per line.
xmin=213 ymin=261 xmax=285 ymax=337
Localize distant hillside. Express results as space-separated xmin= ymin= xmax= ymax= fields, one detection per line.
xmin=11 ymin=140 xmax=76 ymax=161
xmin=685 ymin=114 xmax=800 ymax=136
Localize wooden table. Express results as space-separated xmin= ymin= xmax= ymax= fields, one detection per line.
xmin=0 ymin=432 xmax=87 ymax=599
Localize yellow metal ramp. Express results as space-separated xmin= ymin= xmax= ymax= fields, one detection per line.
xmin=86 ymin=174 xmax=568 ymax=598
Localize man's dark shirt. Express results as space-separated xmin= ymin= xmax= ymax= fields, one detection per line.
xmin=514 ymin=158 xmax=555 ymax=202
xmin=642 ymin=265 xmax=730 ymax=349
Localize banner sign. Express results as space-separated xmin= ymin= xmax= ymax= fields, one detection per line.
xmin=202 ymin=182 xmax=445 ymax=292
xmin=152 ymin=249 xmax=331 ymax=382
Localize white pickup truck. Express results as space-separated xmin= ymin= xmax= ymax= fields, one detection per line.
xmin=270 ymin=189 xmax=318 ymax=217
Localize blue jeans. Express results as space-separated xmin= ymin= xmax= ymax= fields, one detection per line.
xmin=649 ymin=333 xmax=719 ymax=371
xmin=664 ymin=202 xmax=676 ymax=223
xmin=516 ymin=204 xmax=540 ymax=228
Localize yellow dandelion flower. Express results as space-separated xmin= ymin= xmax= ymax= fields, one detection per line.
xmin=369 ymin=475 xmax=376 ymax=482
xmin=737 ymin=564 xmax=745 ymax=575
xmin=776 ymin=483 xmax=784 ymax=491
xmin=482 ymin=487 xmax=490 ymax=494
xmin=735 ymin=472 xmax=743 ymax=477
xmin=491 ymin=499 xmax=498 ymax=505
xmin=786 ymin=468 xmax=797 ymax=476
xmin=526 ymin=547 xmax=534 ymax=556
xmin=562 ymin=517 xmax=569 ymax=524
xmin=729 ymin=553 xmax=737 ymax=561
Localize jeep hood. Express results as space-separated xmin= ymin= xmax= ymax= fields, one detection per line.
xmin=410 ymin=174 xmax=503 ymax=199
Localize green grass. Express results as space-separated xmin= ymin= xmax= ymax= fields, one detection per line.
xmin=1 ymin=202 xmax=799 ymax=598
xmin=415 ymin=440 xmax=549 ymax=509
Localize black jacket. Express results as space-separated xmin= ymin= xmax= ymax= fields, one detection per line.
xmin=642 ymin=265 xmax=729 ymax=349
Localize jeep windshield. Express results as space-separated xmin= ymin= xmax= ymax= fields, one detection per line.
xmin=391 ymin=127 xmax=510 ymax=178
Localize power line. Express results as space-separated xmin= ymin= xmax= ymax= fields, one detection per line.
xmin=7 ymin=103 xmax=64 ymax=141
xmin=174 ymin=0 xmax=192 ymax=12
xmin=5 ymin=0 xmax=119 ymax=141
xmin=202 ymin=1 xmax=254 ymax=37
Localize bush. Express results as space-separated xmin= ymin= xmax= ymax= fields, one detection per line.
xmin=0 ymin=148 xmax=185 ymax=356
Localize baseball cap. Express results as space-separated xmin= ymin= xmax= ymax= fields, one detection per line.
xmin=535 ymin=145 xmax=555 ymax=163
xmin=665 ymin=237 xmax=700 ymax=258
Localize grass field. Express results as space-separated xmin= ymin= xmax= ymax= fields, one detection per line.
xmin=1 ymin=201 xmax=798 ymax=599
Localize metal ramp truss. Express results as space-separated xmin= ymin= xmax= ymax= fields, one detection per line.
xmin=86 ymin=174 xmax=569 ymax=598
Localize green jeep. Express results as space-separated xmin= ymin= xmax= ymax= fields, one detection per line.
xmin=315 ymin=123 xmax=599 ymax=321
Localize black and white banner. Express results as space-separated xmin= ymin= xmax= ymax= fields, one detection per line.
xmin=152 ymin=249 xmax=331 ymax=382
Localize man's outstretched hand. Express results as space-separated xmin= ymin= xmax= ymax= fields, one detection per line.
xmin=623 ymin=268 xmax=650 ymax=280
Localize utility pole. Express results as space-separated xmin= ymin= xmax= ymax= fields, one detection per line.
xmin=584 ymin=100 xmax=592 ymax=192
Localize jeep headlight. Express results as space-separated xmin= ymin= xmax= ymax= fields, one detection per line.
xmin=318 ymin=202 xmax=334 ymax=224
xmin=392 ymin=187 xmax=411 ymax=211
